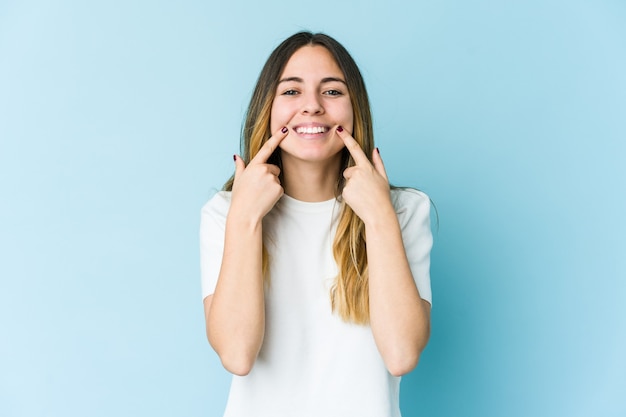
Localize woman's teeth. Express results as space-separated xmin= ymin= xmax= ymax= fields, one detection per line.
xmin=295 ymin=126 xmax=327 ymax=134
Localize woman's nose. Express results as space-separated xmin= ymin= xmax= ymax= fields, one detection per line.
xmin=301 ymin=93 xmax=324 ymax=115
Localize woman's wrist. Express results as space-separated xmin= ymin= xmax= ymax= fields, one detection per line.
xmin=226 ymin=206 xmax=264 ymax=234
xmin=359 ymin=199 xmax=396 ymax=229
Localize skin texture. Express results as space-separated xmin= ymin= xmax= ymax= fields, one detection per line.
xmin=204 ymin=45 xmax=430 ymax=377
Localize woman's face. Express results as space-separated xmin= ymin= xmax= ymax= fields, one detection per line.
xmin=270 ymin=45 xmax=354 ymax=166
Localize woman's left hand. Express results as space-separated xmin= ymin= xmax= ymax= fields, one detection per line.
xmin=336 ymin=126 xmax=394 ymax=225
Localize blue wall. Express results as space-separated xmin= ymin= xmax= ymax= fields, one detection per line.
xmin=1 ymin=1 xmax=624 ymax=416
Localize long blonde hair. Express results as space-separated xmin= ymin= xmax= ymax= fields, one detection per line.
xmin=224 ymin=32 xmax=375 ymax=324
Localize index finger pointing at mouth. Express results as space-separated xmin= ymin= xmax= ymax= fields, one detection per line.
xmin=335 ymin=126 xmax=370 ymax=166
xmin=249 ymin=126 xmax=289 ymax=165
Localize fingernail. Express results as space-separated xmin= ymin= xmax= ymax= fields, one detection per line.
xmin=337 ymin=126 xmax=344 ymax=133
xmin=281 ymin=126 xmax=288 ymax=134
xmin=376 ymin=147 xmax=380 ymax=154
xmin=233 ymin=154 xmax=237 ymax=162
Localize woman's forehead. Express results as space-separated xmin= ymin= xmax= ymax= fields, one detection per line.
xmin=280 ymin=45 xmax=344 ymax=80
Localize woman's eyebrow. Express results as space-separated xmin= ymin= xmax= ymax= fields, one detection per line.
xmin=278 ymin=76 xmax=303 ymax=84
xmin=321 ymin=77 xmax=347 ymax=85
xmin=278 ymin=76 xmax=347 ymax=85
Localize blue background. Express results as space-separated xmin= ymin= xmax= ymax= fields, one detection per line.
xmin=1 ymin=1 xmax=625 ymax=416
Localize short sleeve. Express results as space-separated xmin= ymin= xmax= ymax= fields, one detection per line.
xmin=199 ymin=191 xmax=232 ymax=300
xmin=392 ymin=189 xmax=433 ymax=305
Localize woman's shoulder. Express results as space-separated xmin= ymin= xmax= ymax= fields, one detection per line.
xmin=390 ymin=188 xmax=433 ymax=239
xmin=390 ymin=187 xmax=430 ymax=212
xmin=201 ymin=190 xmax=232 ymax=218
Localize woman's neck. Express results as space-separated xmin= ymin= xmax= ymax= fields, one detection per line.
xmin=281 ymin=155 xmax=341 ymax=202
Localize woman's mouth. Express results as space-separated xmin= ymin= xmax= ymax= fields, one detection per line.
xmin=294 ymin=125 xmax=330 ymax=135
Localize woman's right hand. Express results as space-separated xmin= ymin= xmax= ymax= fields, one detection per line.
xmin=230 ymin=126 xmax=289 ymax=223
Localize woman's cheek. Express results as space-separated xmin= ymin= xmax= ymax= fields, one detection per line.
xmin=270 ymin=111 xmax=291 ymax=133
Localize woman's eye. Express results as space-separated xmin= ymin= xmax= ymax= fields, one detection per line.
xmin=282 ymin=89 xmax=299 ymax=96
xmin=324 ymin=89 xmax=343 ymax=96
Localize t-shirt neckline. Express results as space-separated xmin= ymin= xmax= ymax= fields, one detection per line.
xmin=278 ymin=193 xmax=339 ymax=213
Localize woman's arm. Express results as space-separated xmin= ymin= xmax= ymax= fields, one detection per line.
xmin=205 ymin=212 xmax=266 ymax=376
xmin=338 ymin=127 xmax=431 ymax=376
xmin=364 ymin=207 xmax=431 ymax=377
xmin=204 ymin=128 xmax=288 ymax=376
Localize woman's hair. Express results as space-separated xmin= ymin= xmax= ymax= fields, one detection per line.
xmin=224 ymin=31 xmax=374 ymax=324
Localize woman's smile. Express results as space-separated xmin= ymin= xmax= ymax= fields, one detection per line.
xmin=291 ymin=123 xmax=332 ymax=139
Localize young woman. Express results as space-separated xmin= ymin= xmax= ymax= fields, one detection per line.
xmin=200 ymin=31 xmax=433 ymax=417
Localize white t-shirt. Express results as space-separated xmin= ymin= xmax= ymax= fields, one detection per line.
xmin=200 ymin=188 xmax=432 ymax=417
